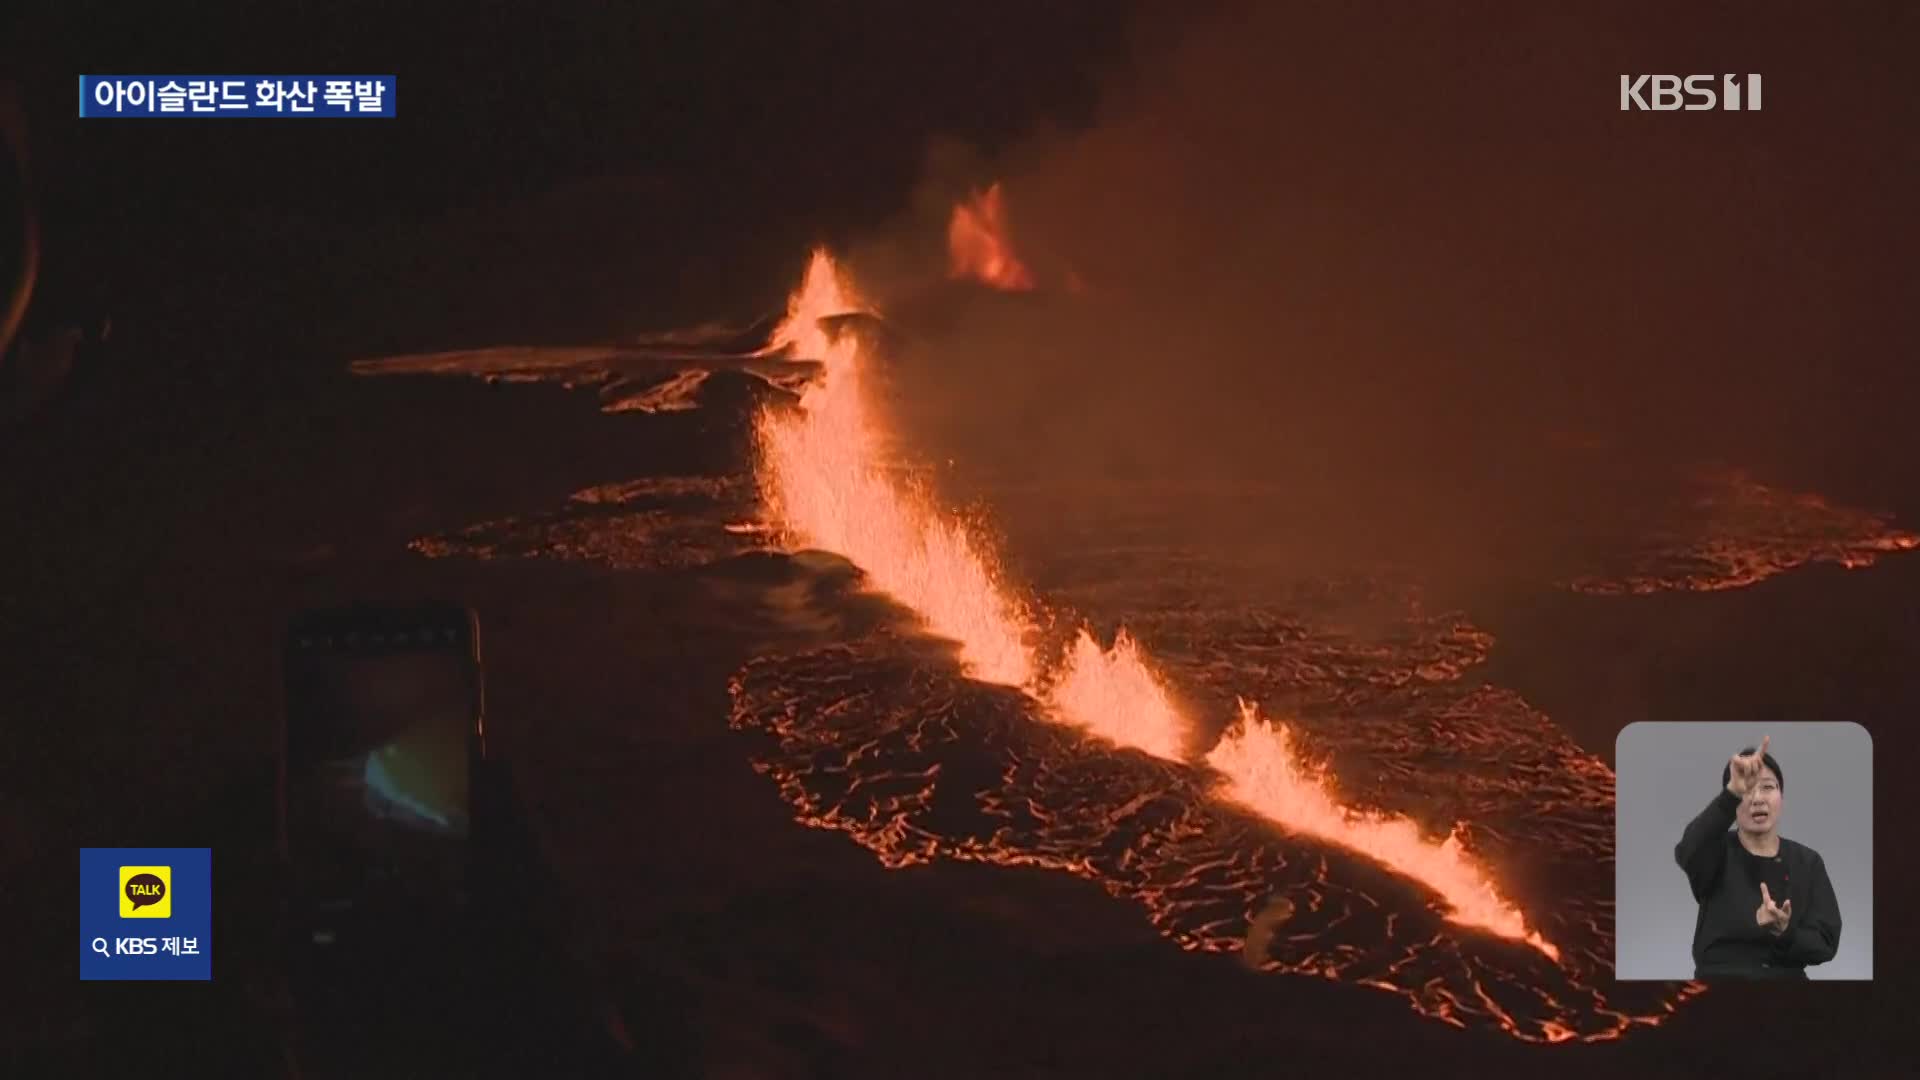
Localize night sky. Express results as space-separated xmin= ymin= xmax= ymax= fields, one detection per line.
xmin=8 ymin=1 xmax=1140 ymax=267
xmin=10 ymin=1 xmax=1913 ymax=481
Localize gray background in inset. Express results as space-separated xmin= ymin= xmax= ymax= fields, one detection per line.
xmin=1614 ymin=721 xmax=1872 ymax=980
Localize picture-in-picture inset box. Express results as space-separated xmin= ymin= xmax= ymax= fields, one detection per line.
xmin=1614 ymin=722 xmax=1871 ymax=981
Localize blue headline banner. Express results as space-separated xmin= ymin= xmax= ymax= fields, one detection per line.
xmin=79 ymin=848 xmax=213 ymax=980
xmin=79 ymin=76 xmax=396 ymax=118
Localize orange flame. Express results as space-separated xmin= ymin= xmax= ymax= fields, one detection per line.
xmin=1208 ymin=700 xmax=1561 ymax=961
xmin=754 ymin=250 xmax=1033 ymax=686
xmin=947 ymin=183 xmax=1035 ymax=292
xmin=1047 ymin=628 xmax=1190 ymax=761
xmin=761 ymin=247 xmax=868 ymax=362
xmin=750 ymin=248 xmax=1556 ymax=961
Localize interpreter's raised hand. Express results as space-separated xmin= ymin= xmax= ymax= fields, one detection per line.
xmin=1726 ymin=735 xmax=1770 ymax=797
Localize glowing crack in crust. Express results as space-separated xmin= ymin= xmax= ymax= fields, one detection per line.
xmin=361 ymin=219 xmax=1908 ymax=1043
xmin=748 ymin=251 xmax=1577 ymax=994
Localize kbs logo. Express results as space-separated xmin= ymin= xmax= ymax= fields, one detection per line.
xmin=1620 ymin=74 xmax=1763 ymax=111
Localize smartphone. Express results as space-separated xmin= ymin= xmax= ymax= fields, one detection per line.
xmin=281 ymin=605 xmax=485 ymax=946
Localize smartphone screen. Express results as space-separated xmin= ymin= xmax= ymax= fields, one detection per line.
xmin=282 ymin=607 xmax=482 ymax=934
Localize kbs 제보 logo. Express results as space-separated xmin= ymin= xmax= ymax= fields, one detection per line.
xmin=81 ymin=848 xmax=212 ymax=980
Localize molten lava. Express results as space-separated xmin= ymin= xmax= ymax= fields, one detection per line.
xmin=1208 ymin=700 xmax=1561 ymax=961
xmin=754 ymin=249 xmax=1034 ymax=686
xmin=748 ymin=247 xmax=1558 ymax=964
xmin=760 ymin=247 xmax=869 ymax=362
xmin=1047 ymin=628 xmax=1189 ymax=761
xmin=947 ymin=183 xmax=1035 ymax=292
xmin=1567 ymin=467 xmax=1920 ymax=595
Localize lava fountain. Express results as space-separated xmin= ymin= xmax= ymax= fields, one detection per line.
xmin=755 ymin=249 xmax=1034 ymax=687
xmin=1209 ymin=699 xmax=1561 ymax=960
xmin=749 ymin=248 xmax=1558 ymax=960
xmin=947 ymin=183 xmax=1035 ymax=292
xmin=758 ymin=247 xmax=870 ymax=362
xmin=1046 ymin=627 xmax=1190 ymax=761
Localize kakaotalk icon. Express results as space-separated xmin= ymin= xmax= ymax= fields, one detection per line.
xmin=120 ymin=866 xmax=172 ymax=918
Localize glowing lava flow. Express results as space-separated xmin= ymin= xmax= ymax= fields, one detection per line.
xmin=1047 ymin=628 xmax=1190 ymax=761
xmin=947 ymin=183 xmax=1035 ymax=291
xmin=750 ymin=248 xmax=1558 ymax=960
xmin=1208 ymin=700 xmax=1561 ymax=961
xmin=755 ymin=250 xmax=1034 ymax=687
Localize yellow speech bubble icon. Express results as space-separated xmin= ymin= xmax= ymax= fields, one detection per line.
xmin=119 ymin=865 xmax=171 ymax=918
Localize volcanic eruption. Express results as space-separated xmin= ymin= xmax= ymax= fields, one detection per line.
xmin=326 ymin=0 xmax=1919 ymax=1055
xmin=750 ymin=247 xmax=1560 ymax=963
xmin=355 ymin=222 xmax=1908 ymax=1042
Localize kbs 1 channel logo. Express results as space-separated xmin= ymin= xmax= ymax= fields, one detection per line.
xmin=78 ymin=75 xmax=396 ymax=118
xmin=1620 ymin=73 xmax=1762 ymax=111
xmin=80 ymin=848 xmax=213 ymax=980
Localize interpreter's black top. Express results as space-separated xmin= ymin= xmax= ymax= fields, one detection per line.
xmin=1672 ymin=789 xmax=1842 ymax=979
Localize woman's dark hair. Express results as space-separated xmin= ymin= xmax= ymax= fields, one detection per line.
xmin=1722 ymin=749 xmax=1784 ymax=792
